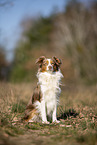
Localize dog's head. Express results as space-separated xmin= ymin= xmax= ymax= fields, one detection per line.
xmin=36 ymin=56 xmax=62 ymax=72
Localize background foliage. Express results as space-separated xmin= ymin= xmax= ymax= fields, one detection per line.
xmin=0 ymin=46 xmax=8 ymax=80
xmin=1 ymin=0 xmax=97 ymax=85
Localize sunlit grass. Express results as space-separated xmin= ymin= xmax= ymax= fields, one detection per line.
xmin=0 ymin=82 xmax=97 ymax=145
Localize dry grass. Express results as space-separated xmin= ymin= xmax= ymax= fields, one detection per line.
xmin=0 ymin=82 xmax=97 ymax=145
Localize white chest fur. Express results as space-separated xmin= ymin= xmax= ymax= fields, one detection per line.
xmin=37 ymin=71 xmax=63 ymax=114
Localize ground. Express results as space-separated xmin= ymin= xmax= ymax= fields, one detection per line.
xmin=0 ymin=82 xmax=97 ymax=145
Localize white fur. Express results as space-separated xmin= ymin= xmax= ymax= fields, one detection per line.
xmin=47 ymin=59 xmax=53 ymax=71
xmin=35 ymin=70 xmax=63 ymax=123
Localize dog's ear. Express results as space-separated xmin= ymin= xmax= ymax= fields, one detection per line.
xmin=36 ymin=56 xmax=46 ymax=65
xmin=52 ymin=56 xmax=62 ymax=66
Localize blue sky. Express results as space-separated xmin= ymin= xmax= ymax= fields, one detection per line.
xmin=0 ymin=0 xmax=66 ymax=61
xmin=0 ymin=0 xmax=88 ymax=61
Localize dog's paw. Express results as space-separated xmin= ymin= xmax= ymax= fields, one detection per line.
xmin=28 ymin=119 xmax=34 ymax=123
xmin=52 ymin=120 xmax=60 ymax=124
xmin=42 ymin=121 xmax=50 ymax=124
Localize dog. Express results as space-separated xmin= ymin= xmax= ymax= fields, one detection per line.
xmin=24 ymin=56 xmax=63 ymax=124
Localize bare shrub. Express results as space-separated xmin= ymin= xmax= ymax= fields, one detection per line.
xmin=51 ymin=1 xmax=97 ymax=84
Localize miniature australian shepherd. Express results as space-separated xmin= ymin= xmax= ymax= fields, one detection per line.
xmin=24 ymin=56 xmax=63 ymax=124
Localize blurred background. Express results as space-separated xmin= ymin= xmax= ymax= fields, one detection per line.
xmin=0 ymin=0 xmax=97 ymax=85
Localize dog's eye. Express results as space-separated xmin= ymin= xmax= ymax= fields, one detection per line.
xmin=43 ymin=63 xmax=47 ymax=65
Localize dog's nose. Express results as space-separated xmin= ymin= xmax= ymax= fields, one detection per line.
xmin=48 ymin=65 xmax=52 ymax=70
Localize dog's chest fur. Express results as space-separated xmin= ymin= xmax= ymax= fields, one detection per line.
xmin=37 ymin=71 xmax=63 ymax=114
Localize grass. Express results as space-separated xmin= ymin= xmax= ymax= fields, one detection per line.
xmin=0 ymin=82 xmax=97 ymax=145
xmin=11 ymin=101 xmax=26 ymax=113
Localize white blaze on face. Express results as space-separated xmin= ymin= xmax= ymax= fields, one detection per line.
xmin=47 ymin=59 xmax=53 ymax=72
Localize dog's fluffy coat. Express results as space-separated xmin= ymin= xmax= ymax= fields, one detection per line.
xmin=24 ymin=56 xmax=63 ymax=123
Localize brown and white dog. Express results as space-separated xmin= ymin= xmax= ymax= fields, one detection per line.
xmin=24 ymin=56 xmax=63 ymax=124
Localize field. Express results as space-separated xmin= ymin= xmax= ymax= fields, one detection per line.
xmin=0 ymin=82 xmax=97 ymax=145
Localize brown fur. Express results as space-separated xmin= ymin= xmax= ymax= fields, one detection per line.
xmin=52 ymin=56 xmax=62 ymax=72
xmin=24 ymin=85 xmax=42 ymax=122
xmin=52 ymin=56 xmax=62 ymax=66
xmin=36 ymin=56 xmax=46 ymax=65
xmin=36 ymin=56 xmax=62 ymax=72
xmin=24 ymin=56 xmax=62 ymax=122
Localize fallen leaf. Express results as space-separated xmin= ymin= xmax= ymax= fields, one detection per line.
xmin=66 ymin=125 xmax=72 ymax=128
xmin=12 ymin=117 xmax=18 ymax=122
xmin=3 ymin=133 xmax=9 ymax=137
xmin=60 ymin=119 xmax=65 ymax=123
xmin=79 ymin=113 xmax=84 ymax=118
xmin=60 ymin=124 xmax=65 ymax=127
xmin=12 ymin=123 xmax=16 ymax=125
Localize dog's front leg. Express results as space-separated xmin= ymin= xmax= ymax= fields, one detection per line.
xmin=41 ymin=100 xmax=50 ymax=124
xmin=52 ymin=104 xmax=60 ymax=123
